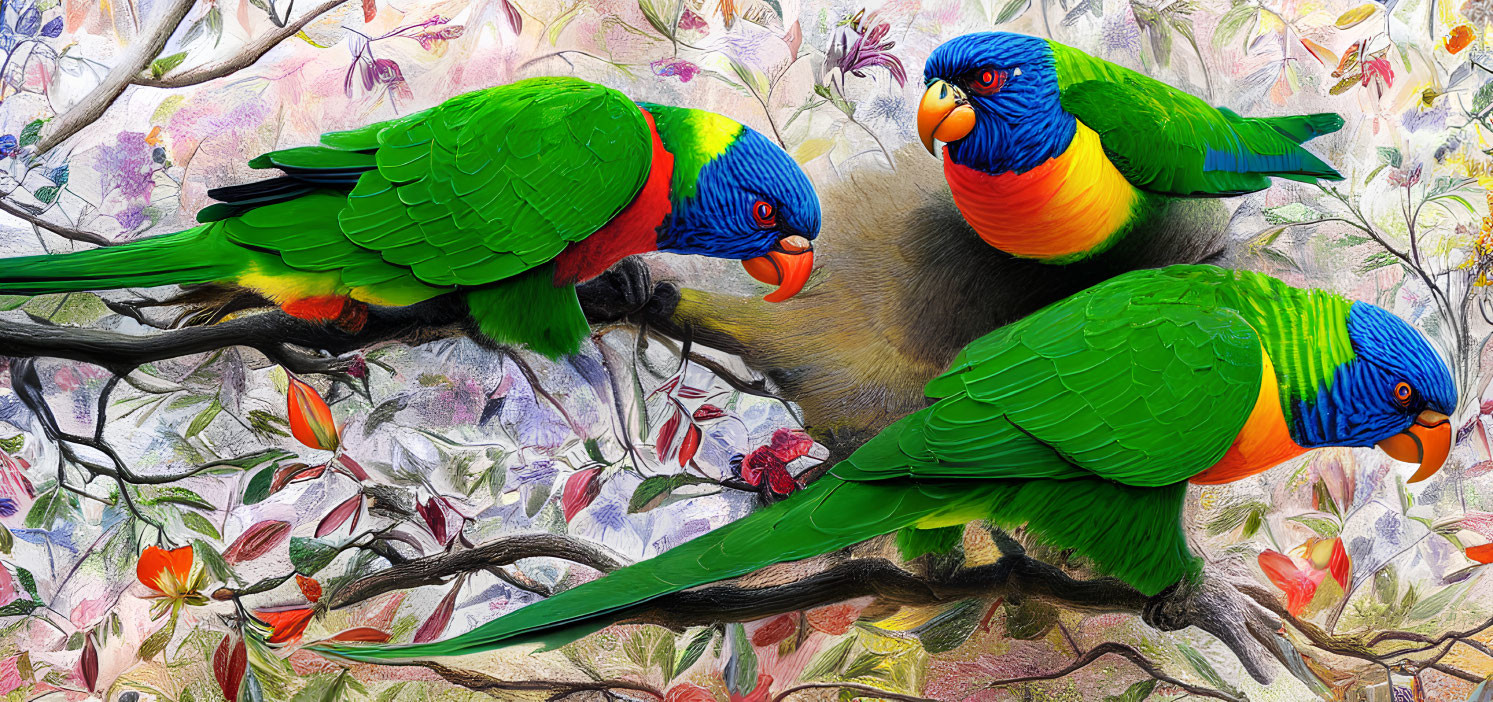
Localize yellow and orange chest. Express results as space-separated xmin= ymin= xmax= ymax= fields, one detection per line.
xmin=943 ymin=122 xmax=1143 ymax=262
xmin=1190 ymin=350 xmax=1308 ymax=485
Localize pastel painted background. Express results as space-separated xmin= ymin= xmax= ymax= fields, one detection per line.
xmin=0 ymin=0 xmax=1490 ymax=700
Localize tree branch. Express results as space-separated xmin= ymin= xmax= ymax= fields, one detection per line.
xmin=0 ymin=199 xmax=115 ymax=247
xmin=380 ymin=660 xmax=663 ymax=700
xmin=36 ymin=0 xmax=197 ymax=153
xmin=962 ymin=641 xmax=1242 ymax=702
xmin=133 ymin=0 xmax=350 ymax=89
xmin=327 ymin=533 xmax=625 ymax=609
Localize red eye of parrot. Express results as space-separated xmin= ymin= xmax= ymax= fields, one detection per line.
xmin=752 ymin=200 xmax=776 ymax=228
xmin=1394 ymin=382 xmax=1414 ymax=407
xmin=969 ymin=69 xmax=1005 ymax=95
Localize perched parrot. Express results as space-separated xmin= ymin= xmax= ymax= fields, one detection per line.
xmin=316 ymin=264 xmax=1456 ymax=661
xmin=0 ymin=77 xmax=820 ymax=358
xmin=917 ymin=32 xmax=1345 ymax=263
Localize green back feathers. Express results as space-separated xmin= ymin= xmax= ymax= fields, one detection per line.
xmin=1046 ymin=41 xmax=1344 ymax=196
xmin=640 ymin=104 xmax=743 ymax=200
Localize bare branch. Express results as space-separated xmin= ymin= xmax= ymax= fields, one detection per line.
xmin=133 ymin=0 xmax=350 ymax=89
xmin=0 ymin=198 xmax=116 ymax=247
xmin=36 ymin=0 xmax=197 ymax=153
xmin=328 ymin=533 xmax=625 ymax=609
xmin=379 ymin=660 xmax=664 ymax=700
xmin=772 ymin=682 xmax=937 ymax=702
xmin=961 ymin=642 xmax=1242 ymax=702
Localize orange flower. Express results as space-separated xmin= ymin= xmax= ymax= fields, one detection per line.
xmin=287 ymin=375 xmax=339 ymax=451
xmin=1444 ymin=24 xmax=1475 ymax=54
xmin=255 ymin=607 xmax=316 ymax=645
xmin=1468 ymin=543 xmax=1493 ymax=564
xmin=136 ymin=545 xmax=208 ymax=615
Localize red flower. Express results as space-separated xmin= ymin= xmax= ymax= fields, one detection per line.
xmin=562 ymin=467 xmax=603 ymax=523
xmin=1467 ymin=543 xmax=1493 ymax=564
xmin=137 ymin=545 xmax=207 ymax=603
xmin=733 ymin=428 xmax=816 ymax=495
xmin=1258 ymin=537 xmax=1351 ymax=616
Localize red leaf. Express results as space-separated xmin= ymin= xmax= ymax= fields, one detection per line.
xmin=362 ymin=0 xmax=377 ymax=23
xmin=679 ymin=425 xmax=702 ymax=467
xmin=296 ymin=575 xmax=322 ymax=604
xmin=223 ymin=520 xmax=292 ymax=563
xmin=1468 ymin=543 xmax=1493 ymax=564
xmin=1481 ymin=399 xmax=1493 ymax=416
xmin=417 ymin=498 xmax=449 ymax=545
xmin=692 ymin=404 xmax=727 ymax=421
xmin=256 ymin=607 xmax=316 ymax=645
xmin=655 ymin=412 xmax=682 ymax=461
xmin=768 ymin=428 xmax=814 ymax=461
xmin=271 ymin=463 xmax=324 ymax=493
xmin=676 ymin=385 xmax=709 ymax=399
xmin=665 ymin=684 xmax=716 ymax=702
xmin=81 ymin=631 xmax=98 ymax=692
xmin=212 ymin=633 xmax=247 ymax=702
xmin=1258 ymin=550 xmax=1325 ymax=616
xmin=500 ymin=0 xmax=522 ymax=33
xmin=325 ymin=627 xmax=390 ymax=643
xmin=413 ymin=579 xmax=464 ymax=643
xmin=766 ymin=463 xmax=799 ymax=495
xmin=736 ymin=446 xmax=780 ymax=486
xmin=561 ymin=467 xmax=603 ymax=523
xmin=1327 ymin=538 xmax=1351 ymax=589
xmin=337 ymin=454 xmax=370 ymax=481
xmin=751 ymin=614 xmax=796 ymax=647
xmin=315 ymin=494 xmax=363 ymax=538
xmin=805 ymin=603 xmax=859 ymax=635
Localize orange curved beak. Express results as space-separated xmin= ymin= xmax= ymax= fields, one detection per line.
xmin=1377 ymin=410 xmax=1452 ymax=483
xmin=742 ymin=235 xmax=813 ymax=303
xmin=918 ymin=80 xmax=977 ymax=156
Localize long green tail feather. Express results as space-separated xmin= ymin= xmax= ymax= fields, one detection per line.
xmin=311 ymin=472 xmax=1196 ymax=662
xmin=0 ymin=225 xmax=238 ymax=294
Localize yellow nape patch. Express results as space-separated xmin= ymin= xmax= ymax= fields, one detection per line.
xmin=1190 ymin=349 xmax=1308 ymax=485
xmin=944 ymin=121 xmax=1142 ymax=262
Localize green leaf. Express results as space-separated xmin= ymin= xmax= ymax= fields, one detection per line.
xmin=32 ymin=185 xmax=59 ymax=204
xmin=150 ymin=51 xmax=188 ymax=78
xmin=1364 ymin=162 xmax=1389 ymax=185
xmin=142 ymin=486 xmax=214 ymax=511
xmin=1178 ymin=641 xmax=1241 ymax=697
xmin=0 ymin=434 xmax=24 ymax=453
xmin=17 ymin=119 xmax=44 ymax=147
xmin=1377 ymin=146 xmax=1403 ymax=169
xmin=1407 ymin=580 xmax=1469 ymax=621
xmin=723 ymin=623 xmax=758 ymax=695
xmin=0 ymin=524 xmax=12 ymax=555
xmin=243 ymin=464 xmax=279 ymax=505
xmin=15 ymin=567 xmax=39 ymax=602
xmin=628 ymin=474 xmax=716 ymax=513
xmin=842 ymin=650 xmax=889 ymax=679
xmin=1103 ymin=678 xmax=1158 ymax=702
xmin=1212 ymin=4 xmax=1256 ymax=49
xmin=288 ymin=537 xmax=341 ymax=576
xmin=185 ymin=397 xmax=223 ymax=438
xmin=1374 ymin=565 xmax=1399 ymax=604
xmin=182 ymin=512 xmax=222 ymax=540
xmin=1288 ymin=514 xmax=1341 ymax=538
xmin=1003 ymin=599 xmax=1057 ymax=640
xmin=548 ymin=5 xmax=582 ymax=44
xmin=652 ymin=629 xmax=675 ymax=678
xmin=1262 ymin=202 xmax=1323 ymax=225
xmin=801 ymin=635 xmax=854 ymax=680
xmin=192 ymin=538 xmax=235 ymax=585
xmin=672 ymin=627 xmax=715 ymax=680
xmin=913 ymin=599 xmax=983 ymax=653
xmin=24 ymin=487 xmax=75 ymax=529
xmin=139 ymin=611 xmax=179 ymax=660
xmin=235 ymin=573 xmax=292 ymax=597
xmin=0 ymin=599 xmax=39 ymax=616
xmin=993 ymin=0 xmax=1030 ymax=23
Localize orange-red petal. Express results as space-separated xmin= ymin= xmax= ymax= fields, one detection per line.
xmin=256 ymin=607 xmax=316 ymax=644
xmin=288 ymin=376 xmax=339 ymax=451
xmin=137 ymin=545 xmax=194 ymax=594
xmin=1258 ymin=550 xmax=1325 ymax=616
xmin=1468 ymin=543 xmax=1493 ymax=564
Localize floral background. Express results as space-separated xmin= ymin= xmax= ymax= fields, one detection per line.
xmin=0 ymin=0 xmax=1490 ymax=700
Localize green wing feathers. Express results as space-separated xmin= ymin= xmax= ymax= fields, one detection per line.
xmin=0 ymin=225 xmax=242 ymax=293
xmin=1048 ymin=41 xmax=1344 ymax=196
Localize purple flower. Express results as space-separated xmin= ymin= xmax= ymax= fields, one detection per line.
xmin=678 ymin=8 xmax=708 ymax=32
xmin=0 ymin=498 xmax=15 ymax=517
xmin=823 ymin=9 xmax=906 ymax=93
xmin=0 ymin=135 xmax=16 ymax=159
xmin=94 ymin=132 xmax=154 ymax=201
xmin=651 ymin=57 xmax=700 ymax=82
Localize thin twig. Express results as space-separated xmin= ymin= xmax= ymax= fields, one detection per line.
xmin=133 ymin=0 xmax=349 ymax=89
xmin=0 ymin=199 xmax=115 ymax=247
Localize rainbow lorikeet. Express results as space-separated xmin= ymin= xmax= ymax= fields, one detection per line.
xmin=0 ymin=77 xmax=820 ymax=358
xmin=916 ymin=33 xmax=1345 ymax=263
xmin=316 ymin=264 xmax=1455 ymax=661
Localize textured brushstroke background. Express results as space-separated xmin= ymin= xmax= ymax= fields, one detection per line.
xmin=0 ymin=0 xmax=1489 ymax=699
